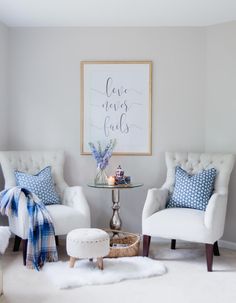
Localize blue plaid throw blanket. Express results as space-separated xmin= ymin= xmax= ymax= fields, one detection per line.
xmin=0 ymin=187 xmax=58 ymax=270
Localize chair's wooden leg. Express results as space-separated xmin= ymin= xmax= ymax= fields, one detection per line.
xmin=143 ymin=235 xmax=151 ymax=257
xmin=69 ymin=257 xmax=76 ymax=268
xmin=55 ymin=236 xmax=59 ymax=246
xmin=97 ymin=257 xmax=104 ymax=270
xmin=22 ymin=239 xmax=28 ymax=266
xmin=205 ymin=244 xmax=214 ymax=272
xmin=171 ymin=239 xmax=176 ymax=250
xmin=13 ymin=235 xmax=21 ymax=252
xmin=213 ymin=241 xmax=220 ymax=256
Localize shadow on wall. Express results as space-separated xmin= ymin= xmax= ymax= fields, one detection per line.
xmin=0 ymin=166 xmax=8 ymax=226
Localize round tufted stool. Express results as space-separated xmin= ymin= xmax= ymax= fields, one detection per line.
xmin=66 ymin=228 xmax=110 ymax=270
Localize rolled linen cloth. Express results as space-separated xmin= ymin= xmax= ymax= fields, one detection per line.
xmin=0 ymin=227 xmax=11 ymax=254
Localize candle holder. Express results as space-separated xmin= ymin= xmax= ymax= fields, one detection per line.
xmin=107 ymin=176 xmax=115 ymax=186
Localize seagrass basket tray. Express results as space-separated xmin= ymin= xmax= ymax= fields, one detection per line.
xmin=105 ymin=230 xmax=141 ymax=258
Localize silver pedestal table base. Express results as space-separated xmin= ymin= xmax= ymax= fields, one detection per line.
xmin=88 ymin=183 xmax=143 ymax=231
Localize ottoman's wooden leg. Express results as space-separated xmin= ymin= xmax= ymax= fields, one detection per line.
xmin=97 ymin=257 xmax=103 ymax=270
xmin=69 ymin=257 xmax=76 ymax=268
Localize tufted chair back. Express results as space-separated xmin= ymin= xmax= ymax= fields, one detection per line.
xmin=163 ymin=152 xmax=235 ymax=195
xmin=0 ymin=151 xmax=68 ymax=197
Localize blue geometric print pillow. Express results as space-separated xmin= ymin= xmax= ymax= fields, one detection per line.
xmin=166 ymin=166 xmax=217 ymax=211
xmin=15 ymin=166 xmax=60 ymax=205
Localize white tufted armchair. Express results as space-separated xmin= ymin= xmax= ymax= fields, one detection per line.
xmin=142 ymin=152 xmax=235 ymax=271
xmin=0 ymin=151 xmax=91 ymax=265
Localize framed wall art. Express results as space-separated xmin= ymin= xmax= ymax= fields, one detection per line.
xmin=80 ymin=61 xmax=152 ymax=155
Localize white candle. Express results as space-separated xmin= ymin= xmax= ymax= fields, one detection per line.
xmin=107 ymin=176 xmax=115 ymax=186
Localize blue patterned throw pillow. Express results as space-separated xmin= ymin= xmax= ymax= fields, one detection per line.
xmin=15 ymin=166 xmax=60 ymax=205
xmin=167 ymin=166 xmax=217 ymax=211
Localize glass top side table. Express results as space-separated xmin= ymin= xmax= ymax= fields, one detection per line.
xmin=88 ymin=183 xmax=143 ymax=231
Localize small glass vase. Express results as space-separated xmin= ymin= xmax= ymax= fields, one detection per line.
xmin=95 ymin=167 xmax=108 ymax=185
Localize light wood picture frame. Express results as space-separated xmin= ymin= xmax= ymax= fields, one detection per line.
xmin=80 ymin=61 xmax=152 ymax=155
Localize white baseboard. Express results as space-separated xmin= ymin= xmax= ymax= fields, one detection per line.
xmin=150 ymin=237 xmax=236 ymax=251
xmin=218 ymin=240 xmax=236 ymax=250
xmin=4 ymin=226 xmax=236 ymax=250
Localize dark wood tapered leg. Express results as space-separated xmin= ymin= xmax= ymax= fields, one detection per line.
xmin=55 ymin=235 xmax=59 ymax=246
xmin=143 ymin=235 xmax=151 ymax=257
xmin=213 ymin=241 xmax=220 ymax=256
xmin=171 ymin=239 xmax=176 ymax=250
xmin=205 ymin=244 xmax=214 ymax=272
xmin=13 ymin=235 xmax=22 ymax=252
xmin=22 ymin=239 xmax=28 ymax=266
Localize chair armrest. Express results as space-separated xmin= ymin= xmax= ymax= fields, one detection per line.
xmin=0 ymin=227 xmax=11 ymax=254
xmin=204 ymin=193 xmax=227 ymax=232
xmin=63 ymin=186 xmax=91 ymax=225
xmin=142 ymin=188 xmax=169 ymax=221
xmin=8 ymin=192 xmax=29 ymax=239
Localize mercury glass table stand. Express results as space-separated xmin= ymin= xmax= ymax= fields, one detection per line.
xmin=88 ymin=183 xmax=143 ymax=230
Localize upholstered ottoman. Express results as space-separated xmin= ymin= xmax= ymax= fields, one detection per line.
xmin=66 ymin=228 xmax=110 ymax=270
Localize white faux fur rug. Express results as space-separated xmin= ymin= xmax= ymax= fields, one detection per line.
xmin=43 ymin=257 xmax=166 ymax=289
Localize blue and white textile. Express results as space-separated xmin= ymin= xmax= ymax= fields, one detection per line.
xmin=167 ymin=166 xmax=217 ymax=211
xmin=15 ymin=166 xmax=60 ymax=205
xmin=0 ymin=187 xmax=58 ymax=270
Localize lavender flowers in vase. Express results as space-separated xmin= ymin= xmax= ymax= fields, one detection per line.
xmin=89 ymin=139 xmax=116 ymax=185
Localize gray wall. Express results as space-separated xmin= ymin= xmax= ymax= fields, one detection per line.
xmin=2 ymin=23 xmax=236 ymax=241
xmin=8 ymin=27 xmax=206 ymax=233
xmin=0 ymin=21 xmax=8 ymax=225
xmin=206 ymin=21 xmax=236 ymax=242
xmin=0 ymin=22 xmax=8 ymax=151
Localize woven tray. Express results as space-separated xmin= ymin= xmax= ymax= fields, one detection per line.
xmin=105 ymin=230 xmax=140 ymax=258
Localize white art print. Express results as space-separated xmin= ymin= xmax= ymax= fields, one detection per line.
xmin=81 ymin=61 xmax=152 ymax=155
